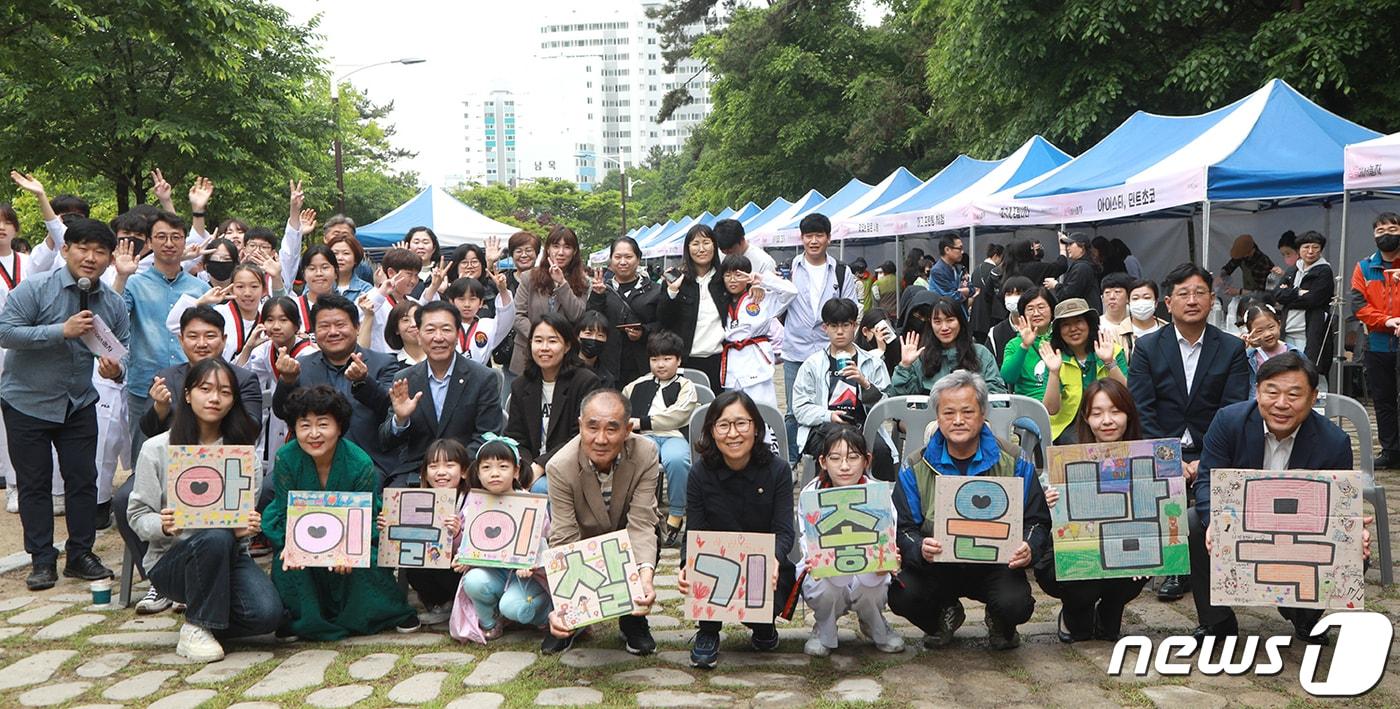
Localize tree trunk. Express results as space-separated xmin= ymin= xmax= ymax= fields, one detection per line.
xmin=116 ymin=174 xmax=131 ymax=214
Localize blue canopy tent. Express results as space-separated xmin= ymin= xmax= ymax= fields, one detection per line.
xmin=730 ymin=201 xmax=762 ymax=223
xmin=751 ymin=179 xmax=873 ymax=247
xmin=357 ymin=185 xmax=518 ymax=248
xmin=741 ymin=196 xmax=794 ymax=231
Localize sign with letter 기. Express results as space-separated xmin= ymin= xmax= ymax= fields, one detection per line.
xmin=378 ymin=488 xmax=456 ymax=569
xmin=684 ymin=531 xmax=776 ymax=623
xmin=166 ymin=445 xmax=258 ymax=528
xmin=1210 ymin=469 xmax=1365 ymax=610
xmin=544 ymin=529 xmax=644 ymax=629
xmin=454 ymin=491 xmax=549 ymax=569
xmin=798 ymin=481 xmax=899 ymax=578
xmin=1046 ymin=438 xmax=1190 ymax=580
xmin=931 ymin=476 xmax=1023 ymax=564
xmin=284 ymin=491 xmax=372 ymax=568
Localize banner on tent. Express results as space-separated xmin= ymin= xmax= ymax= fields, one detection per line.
xmin=973 ymin=169 xmax=1205 ymax=228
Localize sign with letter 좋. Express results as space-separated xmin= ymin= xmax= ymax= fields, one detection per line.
xmin=284 ymin=491 xmax=372 ymax=568
xmin=378 ymin=488 xmax=456 ymax=569
xmin=685 ymin=531 xmax=776 ymax=623
xmin=166 ymin=445 xmax=258 ymax=528
xmin=931 ymin=476 xmax=1023 ymax=564
xmin=455 ymin=491 xmax=549 ymax=569
xmin=798 ymin=481 xmax=899 ymax=578
xmin=543 ymin=530 xmax=644 ymax=629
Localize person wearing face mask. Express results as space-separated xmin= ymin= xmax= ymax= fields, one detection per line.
xmin=987 ymin=276 xmax=1034 ymax=368
xmin=1271 ymin=230 xmax=1333 ymax=371
xmin=1351 ymin=212 xmax=1400 ymax=469
xmin=1126 ymin=279 xmax=1167 ymax=345
xmin=576 ymin=310 xmax=617 ymax=389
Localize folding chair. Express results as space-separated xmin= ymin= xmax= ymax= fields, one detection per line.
xmin=986 ymin=394 xmax=1053 ymax=469
xmin=679 ymin=368 xmax=713 ymax=390
xmin=1317 ymin=392 xmax=1392 ymax=586
xmin=861 ymin=395 xmax=934 ymax=463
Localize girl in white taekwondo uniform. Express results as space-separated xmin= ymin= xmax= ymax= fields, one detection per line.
xmin=162 ymin=259 xmax=287 ymax=361
xmin=235 ymin=296 xmax=317 ymax=475
xmin=443 ymin=273 xmax=515 ymax=365
xmin=716 ymin=254 xmax=796 ymax=408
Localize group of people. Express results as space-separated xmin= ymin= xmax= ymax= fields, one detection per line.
xmin=0 ymin=168 xmax=1379 ymax=670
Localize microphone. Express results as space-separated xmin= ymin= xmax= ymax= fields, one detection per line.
xmin=77 ymin=277 xmax=91 ymax=313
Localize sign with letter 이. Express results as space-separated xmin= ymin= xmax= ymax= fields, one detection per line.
xmin=167 ymin=445 xmax=258 ymax=528
xmin=284 ymin=491 xmax=372 ymax=568
xmin=685 ymin=531 xmax=776 ymax=623
xmin=1046 ymin=438 xmax=1189 ymax=580
xmin=798 ymin=481 xmax=899 ymax=578
xmin=455 ymin=491 xmax=549 ymax=569
xmin=1210 ymin=469 xmax=1365 ymax=610
xmin=378 ymin=488 xmax=456 ymax=569
xmin=544 ymin=530 xmax=644 ymax=629
xmin=931 ymin=476 xmax=1023 ymax=564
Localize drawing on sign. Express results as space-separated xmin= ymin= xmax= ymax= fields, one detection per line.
xmin=544 ymin=529 xmax=644 ymax=629
xmin=284 ymin=491 xmax=372 ymax=568
xmin=685 ymin=531 xmax=776 ymax=623
xmin=167 ymin=446 xmax=258 ymax=529
xmin=1046 ymin=438 xmax=1189 ymax=580
xmin=798 ymin=481 xmax=898 ymax=578
xmin=1210 ymin=469 xmax=1365 ymax=610
xmin=455 ymin=491 xmax=549 ymax=569
xmin=931 ymin=476 xmax=1022 ymax=564
xmin=378 ymin=488 xmax=455 ymax=569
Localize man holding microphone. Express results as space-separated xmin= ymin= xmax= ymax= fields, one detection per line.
xmin=0 ymin=218 xmax=128 ymax=590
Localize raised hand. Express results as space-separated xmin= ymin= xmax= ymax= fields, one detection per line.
xmin=197 ymin=284 xmax=232 ymax=306
xmin=1014 ymin=314 xmax=1037 ymax=348
xmin=899 ymin=330 xmax=924 ymax=367
xmin=150 ymin=168 xmax=172 ymax=202
xmin=429 ymin=257 xmax=449 ymax=287
xmin=188 ymin=176 xmax=214 ymax=212
xmin=344 ymin=352 xmax=368 ymax=382
xmin=113 ymin=239 xmax=140 ymax=277
xmin=298 ymin=208 xmax=317 ymax=235
xmin=390 ymin=240 xmax=408 ymax=252
xmin=550 ymin=261 xmax=565 ymax=286
xmin=590 ymin=267 xmax=606 ymax=294
xmin=149 ymin=376 xmax=171 ymax=407
xmin=254 ymin=251 xmax=282 ymax=281
xmin=1037 ymin=340 xmax=1062 ymax=374
xmin=289 ymin=179 xmax=305 ymax=216
xmin=9 ymin=170 xmax=44 ymax=196
xmin=356 ymin=293 xmax=376 ymax=318
xmin=389 ymin=378 xmax=423 ymax=424
xmin=1093 ymin=328 xmax=1115 ymax=362
xmin=275 ymin=346 xmax=301 ymax=383
xmin=492 ymin=270 xmax=509 ymax=294
xmin=484 ymin=235 xmax=502 ymax=268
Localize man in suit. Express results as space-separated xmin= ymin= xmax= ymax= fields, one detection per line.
xmin=273 ymin=293 xmax=399 ymax=478
xmin=1128 ymin=262 xmax=1251 ymax=601
xmin=543 ymin=389 xmax=660 ymax=657
xmin=380 ymin=301 xmax=504 ymax=488
xmin=1190 ymin=353 xmax=1372 ymax=643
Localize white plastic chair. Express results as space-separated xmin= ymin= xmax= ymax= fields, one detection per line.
xmin=986 ymin=394 xmax=1053 ymax=468
xmin=861 ymin=395 xmax=935 ymax=463
xmin=1317 ymin=392 xmax=1392 ymax=586
xmin=692 ymin=383 xmax=716 ymax=405
xmin=679 ymin=367 xmax=713 ymax=391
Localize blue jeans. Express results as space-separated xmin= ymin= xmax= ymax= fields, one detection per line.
xmin=147 ymin=529 xmax=282 ymax=637
xmin=647 ymin=434 xmax=691 ymax=517
xmin=461 ymin=567 xmax=551 ymax=629
xmin=782 ymin=360 xmax=802 ymax=464
xmin=128 ymin=394 xmax=152 ymax=467
xmin=529 ymin=474 xmax=549 ymax=495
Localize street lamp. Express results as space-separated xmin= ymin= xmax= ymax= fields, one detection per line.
xmin=577 ymin=151 xmax=628 ymax=236
xmin=333 ymin=58 xmax=426 ymax=214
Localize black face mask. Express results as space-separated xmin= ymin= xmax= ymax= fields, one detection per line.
xmin=206 ymin=260 xmax=235 ymax=282
xmin=1378 ymin=234 xmax=1400 ymax=254
xmin=579 ymin=338 xmax=606 ymax=358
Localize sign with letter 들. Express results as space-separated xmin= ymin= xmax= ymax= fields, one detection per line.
xmin=798 ymin=481 xmax=899 ymax=578
xmin=931 ymin=476 xmax=1023 ymax=564
xmin=1046 ymin=438 xmax=1189 ymax=580
xmin=166 ymin=445 xmax=258 ymax=528
xmin=455 ymin=491 xmax=549 ymax=569
xmin=284 ymin=491 xmax=372 ymax=568
xmin=378 ymin=488 xmax=456 ymax=569
xmin=1210 ymin=469 xmax=1365 ymax=610
xmin=685 ymin=531 xmax=776 ymax=623
xmin=544 ymin=530 xmax=644 ymax=629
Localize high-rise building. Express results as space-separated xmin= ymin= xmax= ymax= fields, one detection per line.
xmin=463 ymin=89 xmax=519 ymax=186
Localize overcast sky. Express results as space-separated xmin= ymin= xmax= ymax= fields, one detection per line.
xmin=273 ymin=0 xmax=885 ymax=186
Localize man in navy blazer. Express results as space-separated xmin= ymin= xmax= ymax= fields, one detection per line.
xmin=1189 ymin=353 xmax=1370 ymax=644
xmin=380 ymin=302 xmax=504 ymax=488
xmin=1128 ymin=263 xmax=1250 ymax=601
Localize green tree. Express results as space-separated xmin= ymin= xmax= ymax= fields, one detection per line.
xmin=451 ymin=180 xmax=624 ymax=256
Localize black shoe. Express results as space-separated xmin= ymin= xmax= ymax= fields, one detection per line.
xmin=690 ymin=629 xmax=720 ymax=669
xmin=922 ymin=602 xmax=966 ymax=649
xmin=395 ymin=615 xmax=420 ymax=633
xmin=1292 ymin=617 xmax=1330 ymax=646
xmin=26 ymin=564 xmax=57 ymax=591
xmin=1190 ymin=617 xmax=1239 ymax=640
xmin=985 ymin=612 xmax=1021 ymax=650
xmin=661 ymin=523 xmax=684 ymax=550
xmin=93 ymin=502 xmax=113 ymax=531
xmin=619 ymin=615 xmax=656 ymax=655
xmin=62 ymin=551 xmax=113 ymax=581
xmin=541 ymin=633 xmax=576 ymax=655
xmin=1376 ymin=451 xmax=1400 ymax=470
xmin=1056 ymin=610 xmax=1092 ymax=644
xmin=749 ymin=624 xmax=779 ymax=652
xmin=1156 ymin=575 xmax=1188 ymax=601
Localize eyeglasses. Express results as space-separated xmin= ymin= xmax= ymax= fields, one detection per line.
xmin=1171 ymin=288 xmax=1211 ymax=301
xmin=822 ymin=452 xmax=865 ymax=465
xmin=714 ymin=418 xmax=753 ymax=435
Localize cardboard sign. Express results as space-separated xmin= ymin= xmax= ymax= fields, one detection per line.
xmin=284 ymin=491 xmax=372 ymax=568
xmin=1210 ymin=469 xmax=1365 ymax=610
xmin=931 ymin=476 xmax=1023 ymax=564
xmin=455 ymin=491 xmax=549 ymax=569
xmin=167 ymin=445 xmax=258 ymax=529
xmin=798 ymin=481 xmax=899 ymax=578
xmin=1046 ymin=439 xmax=1190 ymax=580
xmin=378 ymin=488 xmax=456 ymax=569
xmin=684 ymin=531 xmax=776 ymax=623
xmin=543 ymin=529 xmax=644 ymax=629
xmin=81 ymin=312 xmax=127 ymax=361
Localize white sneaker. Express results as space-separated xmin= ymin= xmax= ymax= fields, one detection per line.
xmin=136 ymin=587 xmax=173 ymax=615
xmin=52 ymin=494 xmax=65 ymax=516
xmin=418 ymin=603 xmax=451 ymax=626
xmin=860 ymin=616 xmax=906 ymax=653
xmin=5 ymin=489 xmax=16 ymax=514
xmin=176 ymin=622 xmax=225 ymax=663
xmin=803 ymin=634 xmax=831 ymax=657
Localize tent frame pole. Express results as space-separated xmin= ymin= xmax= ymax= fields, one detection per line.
xmin=1202 ymin=199 xmax=1212 ymax=272
xmin=895 ymin=234 xmax=903 ymax=303
xmin=1334 ymin=190 xmax=1350 ymax=388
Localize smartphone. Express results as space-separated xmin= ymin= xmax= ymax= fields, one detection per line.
xmin=663 ymin=269 xmax=681 ymax=284
xmin=876 ymin=319 xmax=898 ymax=344
xmin=615 ymin=322 xmax=642 ymax=331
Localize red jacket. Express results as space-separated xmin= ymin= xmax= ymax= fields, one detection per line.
xmin=1351 ymin=251 xmax=1400 ymax=353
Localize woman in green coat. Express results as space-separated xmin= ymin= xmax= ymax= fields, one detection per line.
xmin=889 ymin=297 xmax=1007 ymax=396
xmin=999 ymin=287 xmax=1058 ymax=400
xmin=262 ymin=385 xmax=418 ymax=641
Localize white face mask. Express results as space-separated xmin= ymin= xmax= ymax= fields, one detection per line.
xmin=1004 ymin=296 xmax=1021 ymax=313
xmin=1129 ymin=300 xmax=1156 ymax=320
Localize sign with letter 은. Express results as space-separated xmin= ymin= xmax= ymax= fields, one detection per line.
xmin=455 ymin=491 xmax=550 ymax=569
xmin=378 ymin=488 xmax=457 ymax=569
xmin=284 ymin=491 xmax=372 ymax=569
xmin=1210 ymin=469 xmax=1365 ymax=610
xmin=685 ymin=531 xmax=776 ymax=623
xmin=167 ymin=445 xmax=259 ymax=529
xmin=931 ymin=476 xmax=1023 ymax=564
xmin=544 ymin=530 xmax=644 ymax=629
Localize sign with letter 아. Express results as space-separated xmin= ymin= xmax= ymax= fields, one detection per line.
xmin=1210 ymin=469 xmax=1365 ymax=610
xmin=284 ymin=491 xmax=372 ymax=568
xmin=1046 ymin=438 xmax=1189 ymax=580
xmin=685 ymin=531 xmax=776 ymax=623
xmin=544 ymin=529 xmax=644 ymax=629
xmin=798 ymin=481 xmax=899 ymax=578
xmin=455 ymin=491 xmax=549 ymax=569
xmin=932 ymin=476 xmax=1023 ymax=564
xmin=378 ymin=488 xmax=456 ymax=569
xmin=167 ymin=445 xmax=258 ymax=528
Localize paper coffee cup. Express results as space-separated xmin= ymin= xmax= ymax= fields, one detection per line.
xmin=90 ymin=579 xmax=113 ymax=606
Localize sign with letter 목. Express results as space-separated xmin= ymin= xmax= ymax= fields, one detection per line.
xmin=378 ymin=488 xmax=456 ymax=569
xmin=932 ymin=476 xmax=1023 ymax=564
xmin=798 ymin=481 xmax=899 ymax=578
xmin=685 ymin=531 xmax=776 ymax=623
xmin=166 ymin=445 xmax=258 ymax=529
xmin=284 ymin=491 xmax=372 ymax=568
xmin=455 ymin=491 xmax=549 ymax=569
xmin=544 ymin=530 xmax=644 ymax=629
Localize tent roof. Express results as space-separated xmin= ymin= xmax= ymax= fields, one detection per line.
xmin=739 ymin=191 xmax=826 ymax=246
xmin=357 ymin=185 xmax=518 ymax=248
xmin=1345 ymin=131 xmax=1400 ymax=190
xmin=753 ymin=179 xmax=874 ymax=245
xmin=731 ymin=201 xmax=762 ymax=223
xmin=741 ymin=197 xmax=793 ymax=231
